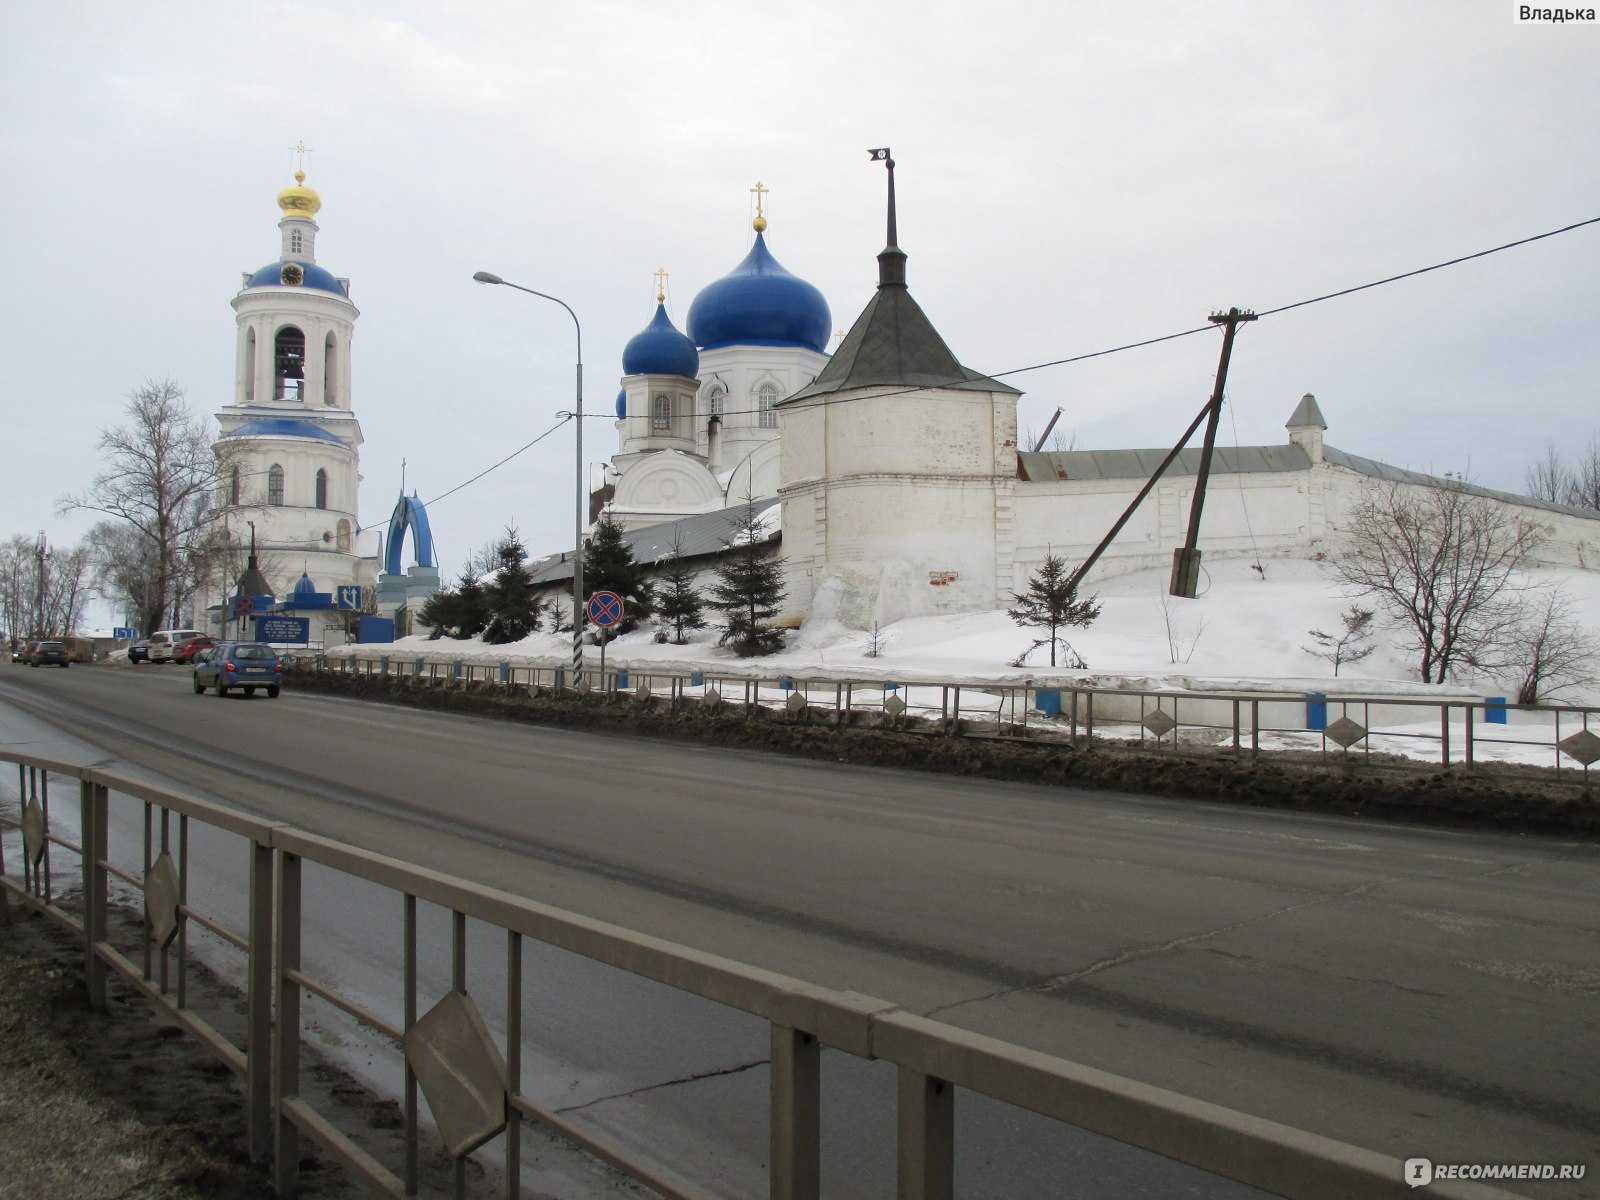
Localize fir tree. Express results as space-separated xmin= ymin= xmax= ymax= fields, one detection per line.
xmin=415 ymin=586 xmax=456 ymax=640
xmin=655 ymin=532 xmax=706 ymax=644
xmin=482 ymin=527 xmax=542 ymax=644
xmin=453 ymin=564 xmax=490 ymax=640
xmin=1007 ymin=550 xmax=1101 ymax=667
xmin=709 ymin=503 xmax=786 ymax=656
xmin=583 ymin=511 xmax=654 ymax=633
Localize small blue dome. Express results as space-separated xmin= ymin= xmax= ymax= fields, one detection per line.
xmin=244 ymin=260 xmax=349 ymax=297
xmin=224 ymin=418 xmax=345 ymax=445
xmin=615 ymin=388 xmax=626 ymax=420
xmin=621 ymin=304 xmax=699 ymax=378
xmin=292 ymin=572 xmax=318 ymax=598
xmin=687 ymin=233 xmax=831 ymax=353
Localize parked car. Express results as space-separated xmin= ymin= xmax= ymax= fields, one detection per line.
xmin=172 ymin=635 xmax=217 ymax=664
xmin=128 ymin=639 xmax=151 ymax=664
xmin=29 ymin=640 xmax=70 ymax=668
xmin=10 ymin=640 xmax=27 ymax=663
xmin=193 ymin=641 xmax=281 ymax=698
xmin=148 ymin=628 xmax=203 ymax=663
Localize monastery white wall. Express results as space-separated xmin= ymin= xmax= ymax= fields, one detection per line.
xmin=780 ymin=386 xmax=1017 ymax=627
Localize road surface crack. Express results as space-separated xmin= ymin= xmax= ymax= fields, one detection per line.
xmin=553 ymin=1057 xmax=770 ymax=1115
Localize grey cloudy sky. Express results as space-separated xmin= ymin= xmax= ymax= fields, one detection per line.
xmin=3 ymin=2 xmax=1596 ymax=580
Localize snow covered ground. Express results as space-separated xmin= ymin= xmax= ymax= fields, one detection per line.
xmin=343 ymin=557 xmax=1600 ymax=773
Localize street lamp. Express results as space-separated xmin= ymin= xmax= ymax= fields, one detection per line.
xmin=472 ymin=270 xmax=586 ymax=683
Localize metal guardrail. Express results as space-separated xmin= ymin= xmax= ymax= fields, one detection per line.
xmin=310 ymin=651 xmax=1600 ymax=783
xmin=0 ymin=751 xmax=1526 ymax=1199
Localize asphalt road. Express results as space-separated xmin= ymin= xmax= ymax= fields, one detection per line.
xmin=2 ymin=660 xmax=1596 ymax=1199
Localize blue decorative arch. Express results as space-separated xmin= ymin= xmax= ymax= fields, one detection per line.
xmin=384 ymin=492 xmax=436 ymax=575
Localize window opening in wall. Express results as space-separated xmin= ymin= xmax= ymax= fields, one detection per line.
xmin=244 ymin=329 xmax=257 ymax=404
xmin=336 ymin=519 xmax=351 ymax=552
xmin=290 ymin=229 xmax=303 ymax=255
xmin=652 ymin=394 xmax=671 ymax=431
xmin=708 ymin=385 xmax=726 ymax=418
xmin=267 ymin=464 xmax=285 ymax=506
xmin=757 ymin=381 xmax=780 ymax=428
xmin=323 ymin=332 xmax=337 ymax=405
xmin=315 ymin=468 xmax=328 ymax=509
xmin=229 ymin=466 xmax=241 ymax=506
xmin=274 ymin=326 xmax=306 ymax=400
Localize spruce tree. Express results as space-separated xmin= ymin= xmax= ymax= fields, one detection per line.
xmin=415 ymin=586 xmax=457 ymax=640
xmin=482 ymin=527 xmax=542 ymax=644
xmin=453 ymin=565 xmax=490 ymax=640
xmin=1007 ymin=549 xmax=1101 ymax=667
xmin=709 ymin=503 xmax=786 ymax=656
xmin=655 ymin=532 xmax=706 ymax=644
xmin=583 ymin=511 xmax=654 ymax=633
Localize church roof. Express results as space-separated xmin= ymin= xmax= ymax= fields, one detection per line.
xmin=787 ymin=284 xmax=1019 ymax=401
xmin=786 ymin=157 xmax=1017 ymax=402
xmin=686 ymin=231 xmax=831 ymax=353
xmin=622 ymin=302 xmax=699 ymax=379
xmin=223 ymin=418 xmax=345 ymax=444
xmin=243 ymin=260 xmax=349 ymax=296
xmin=525 ymin=500 xmax=781 ymax=585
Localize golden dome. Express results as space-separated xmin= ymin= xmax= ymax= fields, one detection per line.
xmin=277 ymin=170 xmax=321 ymax=219
xmin=752 ymin=213 xmax=768 ymax=233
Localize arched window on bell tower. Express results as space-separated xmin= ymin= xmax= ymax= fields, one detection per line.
xmin=315 ymin=469 xmax=328 ymax=509
xmin=323 ymin=332 xmax=337 ymax=405
xmin=267 ymin=464 xmax=285 ymax=506
xmin=229 ymin=466 xmax=241 ymax=506
xmin=275 ymin=326 xmax=305 ymax=400
xmin=244 ymin=329 xmax=257 ymax=403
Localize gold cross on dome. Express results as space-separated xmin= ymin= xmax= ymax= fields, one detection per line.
xmin=750 ymin=180 xmax=768 ymax=219
xmin=654 ymin=267 xmax=668 ymax=303
xmin=289 ymin=140 xmax=313 ymax=175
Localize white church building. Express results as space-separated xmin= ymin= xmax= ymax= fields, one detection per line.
xmin=561 ymin=165 xmax=1600 ymax=632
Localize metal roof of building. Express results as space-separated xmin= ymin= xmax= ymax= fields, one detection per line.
xmin=526 ymin=500 xmax=782 ymax=587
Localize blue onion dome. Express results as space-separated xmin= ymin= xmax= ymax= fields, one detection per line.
xmin=687 ymin=229 xmax=831 ymax=353
xmin=291 ymin=572 xmax=318 ymax=600
xmin=614 ymin=388 xmax=627 ymax=419
xmin=244 ymin=260 xmax=349 ymax=296
xmin=621 ymin=303 xmax=699 ymax=378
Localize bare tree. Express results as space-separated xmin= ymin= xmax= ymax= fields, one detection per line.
xmin=1524 ymin=444 xmax=1570 ymax=504
xmin=0 ymin=533 xmax=91 ymax=639
xmin=1568 ymin=435 xmax=1600 ymax=511
xmin=58 ymin=380 xmax=232 ymax=635
xmin=1333 ymin=480 xmax=1545 ymax=684
xmin=1157 ymin=584 xmax=1207 ymax=665
xmin=1500 ymin=590 xmax=1598 ymax=704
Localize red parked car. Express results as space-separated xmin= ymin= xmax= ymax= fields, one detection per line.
xmin=172 ymin=636 xmax=218 ymax=664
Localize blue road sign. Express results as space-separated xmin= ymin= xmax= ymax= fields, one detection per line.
xmin=336 ymin=585 xmax=364 ymax=610
xmin=256 ymin=616 xmax=311 ymax=645
xmin=114 ymin=626 xmax=137 ymax=640
xmin=587 ymin=590 xmax=624 ymax=628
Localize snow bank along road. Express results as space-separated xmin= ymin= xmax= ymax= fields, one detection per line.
xmin=3 ymin=663 xmax=1597 ymax=1199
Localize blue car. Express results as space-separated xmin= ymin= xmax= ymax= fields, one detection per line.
xmin=193 ymin=641 xmax=282 ymax=698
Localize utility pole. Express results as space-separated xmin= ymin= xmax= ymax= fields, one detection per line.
xmin=1170 ymin=307 xmax=1256 ymax=598
xmin=35 ymin=530 xmax=46 ymax=637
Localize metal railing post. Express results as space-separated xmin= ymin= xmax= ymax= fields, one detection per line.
xmin=770 ymin=1025 xmax=820 ymax=1200
xmin=247 ymin=836 xmax=275 ymax=1163
xmin=82 ymin=779 xmax=109 ymax=1009
xmin=274 ymin=851 xmax=302 ymax=1197
xmin=505 ymin=930 xmax=522 ymax=1200
xmin=897 ymin=1068 xmax=953 ymax=1200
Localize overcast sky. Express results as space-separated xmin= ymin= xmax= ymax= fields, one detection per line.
xmin=4 ymin=2 xmax=1596 ymax=586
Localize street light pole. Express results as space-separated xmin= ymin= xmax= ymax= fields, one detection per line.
xmin=473 ymin=271 xmax=586 ymax=684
